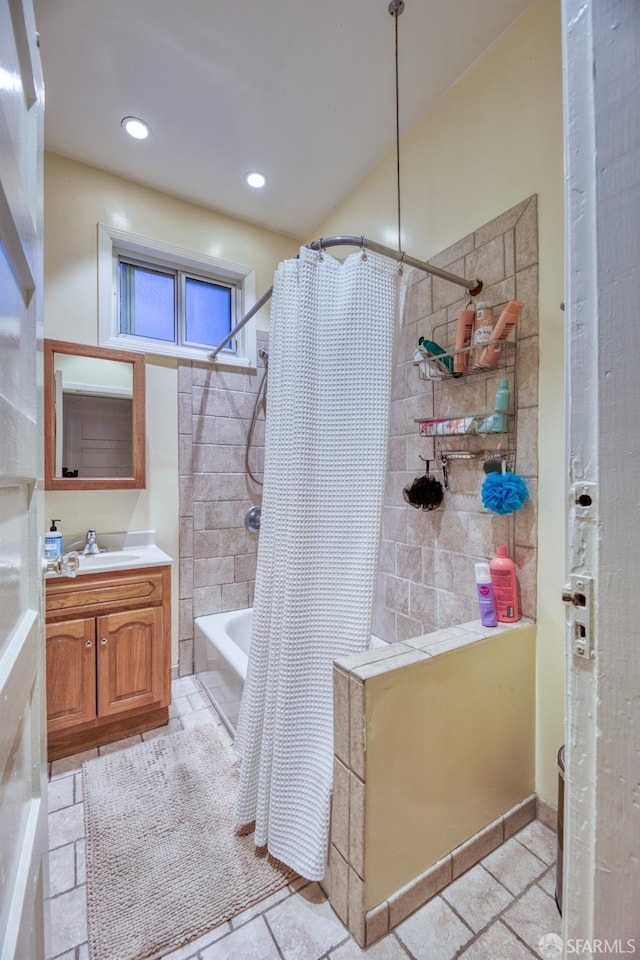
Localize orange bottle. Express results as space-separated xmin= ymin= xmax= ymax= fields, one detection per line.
xmin=489 ymin=545 xmax=520 ymax=622
xmin=478 ymin=300 xmax=523 ymax=368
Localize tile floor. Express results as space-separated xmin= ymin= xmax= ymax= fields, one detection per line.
xmin=46 ymin=676 xmax=561 ymax=960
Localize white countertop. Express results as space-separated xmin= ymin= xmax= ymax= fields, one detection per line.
xmin=45 ymin=530 xmax=173 ymax=578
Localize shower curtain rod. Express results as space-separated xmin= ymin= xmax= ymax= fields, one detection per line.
xmin=208 ymin=234 xmax=483 ymax=361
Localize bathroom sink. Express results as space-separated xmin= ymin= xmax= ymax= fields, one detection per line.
xmin=78 ymin=551 xmax=142 ymax=573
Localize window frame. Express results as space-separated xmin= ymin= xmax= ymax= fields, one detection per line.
xmin=98 ymin=224 xmax=257 ymax=366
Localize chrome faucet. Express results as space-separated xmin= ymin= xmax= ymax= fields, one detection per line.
xmin=82 ymin=529 xmax=101 ymax=555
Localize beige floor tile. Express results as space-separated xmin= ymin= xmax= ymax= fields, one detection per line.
xmin=49 ymin=803 xmax=85 ymax=850
xmin=266 ymin=884 xmax=348 ymax=960
xmin=171 ymin=695 xmax=194 ymax=716
xmin=47 ymin=775 xmax=74 ymax=813
xmin=481 ymin=837 xmax=547 ymax=895
xmin=141 ymin=717 xmax=183 ymax=741
xmin=514 ymin=820 xmax=558 ymax=865
xmin=47 ymin=844 xmax=75 ymax=897
xmin=230 ymin=886 xmax=292 ymax=929
xmin=187 ymin=690 xmax=209 ymax=710
xmin=161 ymin=922 xmax=231 ymax=959
xmin=171 ymin=676 xmax=200 ymax=697
xmin=50 ymin=749 xmax=98 ymax=780
xmin=330 ymin=933 xmax=410 ymax=958
xmin=502 ymin=884 xmax=561 ymax=951
xmin=46 ymin=884 xmax=87 ymax=959
xmin=180 ymin=707 xmax=219 ymax=729
xmin=538 ymin=867 xmax=557 ymax=899
xmin=459 ymin=919 xmax=536 ymax=960
xmin=441 ymin=864 xmax=512 ymax=933
xmin=200 ymin=917 xmax=281 ymax=960
xmin=396 ymin=896 xmax=473 ymax=960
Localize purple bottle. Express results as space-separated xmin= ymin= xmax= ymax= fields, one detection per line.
xmin=474 ymin=562 xmax=498 ymax=627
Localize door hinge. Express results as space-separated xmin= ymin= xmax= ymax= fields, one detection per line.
xmin=562 ymin=574 xmax=594 ymax=660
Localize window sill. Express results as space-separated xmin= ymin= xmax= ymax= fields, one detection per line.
xmin=99 ymin=334 xmax=257 ymax=370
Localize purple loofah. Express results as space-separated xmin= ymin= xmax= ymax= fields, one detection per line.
xmin=481 ymin=471 xmax=530 ymax=515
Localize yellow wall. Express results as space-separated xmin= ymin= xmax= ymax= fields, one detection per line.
xmin=43 ymin=152 xmax=298 ymax=663
xmin=312 ymin=0 xmax=565 ymax=803
xmin=366 ymin=625 xmax=536 ymax=908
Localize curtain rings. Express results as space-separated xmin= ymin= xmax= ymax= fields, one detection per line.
xmin=360 ymin=236 xmax=368 ymax=261
xmin=398 ymin=250 xmax=406 ymax=275
xmin=318 ymin=237 xmax=324 ymax=260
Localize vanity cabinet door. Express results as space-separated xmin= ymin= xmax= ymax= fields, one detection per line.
xmin=46 ymin=618 xmax=97 ymax=732
xmin=96 ymin=606 xmax=169 ymax=718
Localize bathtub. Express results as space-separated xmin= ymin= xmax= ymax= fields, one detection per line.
xmin=194 ymin=607 xmax=386 ymax=735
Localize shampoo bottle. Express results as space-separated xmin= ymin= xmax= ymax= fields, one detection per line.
xmin=478 ymin=300 xmax=523 ymax=368
xmin=471 ymin=302 xmax=494 ymax=367
xmin=44 ymin=519 xmax=63 ymax=559
xmin=474 ymin=562 xmax=497 ymax=627
xmin=489 ymin=545 xmax=519 ymax=622
xmin=454 ymin=308 xmax=475 ymax=373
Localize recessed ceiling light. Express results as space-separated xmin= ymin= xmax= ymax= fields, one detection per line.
xmin=122 ymin=116 xmax=151 ymax=140
xmin=246 ymin=171 xmax=267 ymax=189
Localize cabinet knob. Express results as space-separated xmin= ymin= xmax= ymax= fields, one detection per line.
xmin=85 ymin=639 xmax=92 ymax=648
xmin=100 ymin=637 xmax=108 ymax=645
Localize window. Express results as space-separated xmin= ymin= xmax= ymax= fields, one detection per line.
xmin=98 ymin=225 xmax=257 ymax=366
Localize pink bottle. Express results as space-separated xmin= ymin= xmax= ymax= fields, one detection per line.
xmin=454 ymin=308 xmax=475 ymax=373
xmin=478 ymin=300 xmax=523 ymax=368
xmin=489 ymin=545 xmax=520 ymax=622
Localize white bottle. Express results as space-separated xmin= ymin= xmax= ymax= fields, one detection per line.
xmin=44 ymin=519 xmax=63 ymax=558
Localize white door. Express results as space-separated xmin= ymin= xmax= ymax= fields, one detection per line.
xmin=562 ymin=0 xmax=640 ymax=941
xmin=0 ymin=0 xmax=47 ymax=957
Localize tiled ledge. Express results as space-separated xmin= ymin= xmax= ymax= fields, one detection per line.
xmin=330 ymin=618 xmax=537 ymax=947
xmin=335 ymin=617 xmax=536 ymax=682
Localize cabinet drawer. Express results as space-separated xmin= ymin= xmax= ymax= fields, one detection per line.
xmin=46 ymin=566 xmax=169 ymax=620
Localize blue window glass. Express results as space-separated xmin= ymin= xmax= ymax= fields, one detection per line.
xmin=119 ymin=262 xmax=175 ymax=341
xmin=184 ymin=277 xmax=232 ymax=347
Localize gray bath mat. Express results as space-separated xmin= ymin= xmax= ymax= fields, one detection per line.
xmin=83 ymin=723 xmax=295 ymax=960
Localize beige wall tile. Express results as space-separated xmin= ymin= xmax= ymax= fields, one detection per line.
xmin=349 ymin=679 xmax=366 ymax=781
xmin=503 ymin=794 xmax=537 ymax=840
xmin=331 ymin=760 xmax=350 ymax=859
xmin=348 ymin=867 xmax=366 ymax=947
xmin=179 ymin=559 xmax=193 ymax=599
xmin=385 ymin=576 xmax=410 ymax=617
xmin=514 ymin=198 xmax=538 ymax=272
xmin=221 ymin=581 xmax=249 ymax=611
xmin=432 ymin=258 xmax=466 ymax=311
xmin=178 ymin=639 xmax=193 ymax=676
xmin=396 ymin=613 xmax=426 ymax=641
xmin=464 ymin=236 xmax=505 ymax=289
xmin=179 ymin=599 xmax=193 ymax=640
xmin=516 ymin=336 xmax=539 ymax=408
xmin=328 ymin=844 xmax=349 ymax=925
xmin=474 ymin=199 xmax=530 ymax=248
xmin=365 ymin=901 xmax=389 ymax=946
xmin=409 ymin=582 xmax=437 ymax=623
xmin=349 ymin=773 xmax=365 ymax=879
xmin=193 ymin=585 xmax=222 ymax=617
xmin=429 ymin=234 xmax=475 ymax=270
xmin=193 ymin=557 xmax=235 ymax=587
xmin=452 ymin=818 xmax=503 ymax=880
xmin=388 ymin=856 xmax=452 ymax=928
xmin=515 ymin=264 xmax=539 ymax=339
xmin=333 ymin=667 xmax=350 ymax=768
xmin=536 ymin=798 xmax=557 ymax=833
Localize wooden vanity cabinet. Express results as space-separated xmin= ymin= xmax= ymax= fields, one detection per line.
xmin=45 ymin=565 xmax=171 ymax=760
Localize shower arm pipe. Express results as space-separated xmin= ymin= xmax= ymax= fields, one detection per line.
xmin=208 ymin=235 xmax=483 ymax=360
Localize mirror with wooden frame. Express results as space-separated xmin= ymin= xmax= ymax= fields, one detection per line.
xmin=44 ymin=340 xmax=146 ymax=490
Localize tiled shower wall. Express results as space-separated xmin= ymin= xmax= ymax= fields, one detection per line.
xmin=373 ymin=196 xmax=539 ymax=642
xmin=177 ymin=333 xmax=268 ymax=675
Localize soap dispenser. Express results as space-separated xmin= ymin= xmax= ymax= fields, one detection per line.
xmin=44 ymin=519 xmax=63 ymax=559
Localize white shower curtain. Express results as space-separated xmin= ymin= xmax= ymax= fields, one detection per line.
xmin=234 ymin=244 xmax=410 ymax=879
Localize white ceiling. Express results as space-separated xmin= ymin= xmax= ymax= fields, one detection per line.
xmin=34 ymin=0 xmax=531 ymax=239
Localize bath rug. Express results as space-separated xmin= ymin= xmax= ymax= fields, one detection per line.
xmin=82 ymin=724 xmax=295 ymax=960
